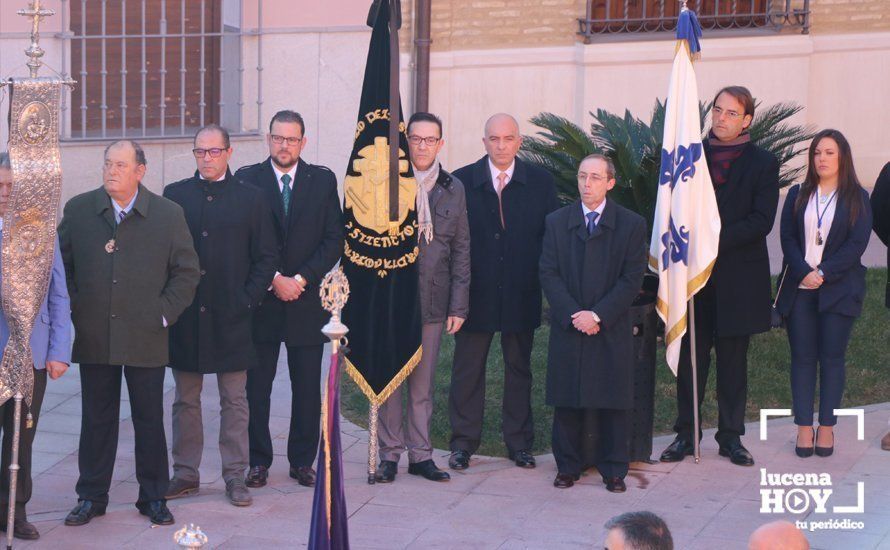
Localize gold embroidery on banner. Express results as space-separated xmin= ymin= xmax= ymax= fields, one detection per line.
xmin=344 ymin=136 xmax=417 ymax=234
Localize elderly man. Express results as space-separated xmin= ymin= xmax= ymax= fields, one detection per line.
xmin=0 ymin=153 xmax=70 ymax=540
xmin=163 ymin=125 xmax=277 ymax=506
xmin=447 ymin=113 xmax=558 ymax=470
xmin=603 ymin=511 xmax=674 ymax=550
xmin=540 ymin=154 xmax=647 ymax=492
xmin=748 ymin=521 xmax=809 ymax=550
xmin=237 ymin=110 xmax=343 ymax=489
xmin=374 ymin=112 xmax=470 ymax=483
xmin=59 ymin=140 xmax=200 ymax=526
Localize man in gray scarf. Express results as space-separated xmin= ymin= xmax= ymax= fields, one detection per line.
xmin=374 ymin=112 xmax=470 ymax=483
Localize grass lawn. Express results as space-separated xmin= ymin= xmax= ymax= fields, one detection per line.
xmin=340 ymin=268 xmax=890 ymax=457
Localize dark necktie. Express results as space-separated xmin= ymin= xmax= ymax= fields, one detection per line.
xmin=118 ymin=210 xmax=127 ymax=224
xmin=281 ymin=173 xmax=292 ymax=215
xmin=586 ymin=211 xmax=599 ymax=235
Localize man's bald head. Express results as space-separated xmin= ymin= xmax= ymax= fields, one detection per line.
xmin=748 ymin=521 xmax=809 ymax=550
xmin=482 ymin=113 xmax=522 ymax=171
xmin=484 ymin=113 xmax=520 ymax=138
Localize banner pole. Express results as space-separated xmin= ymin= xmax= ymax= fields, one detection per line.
xmin=367 ymin=403 xmax=379 ymax=484
xmin=689 ymin=296 xmax=701 ymax=463
xmin=5 ymin=393 xmax=23 ymax=550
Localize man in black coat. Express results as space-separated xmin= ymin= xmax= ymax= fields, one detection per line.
xmin=236 ymin=110 xmax=344 ymax=488
xmin=872 ymin=162 xmax=890 ymax=450
xmin=540 ymin=155 xmax=647 ymax=492
xmin=163 ymin=125 xmax=278 ymax=506
xmin=448 ymin=113 xmax=558 ymax=470
xmin=660 ymin=86 xmax=780 ymax=467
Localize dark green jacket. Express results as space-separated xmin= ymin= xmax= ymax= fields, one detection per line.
xmin=59 ymin=184 xmax=200 ymax=367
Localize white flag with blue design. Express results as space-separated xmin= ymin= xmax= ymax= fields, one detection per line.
xmin=648 ymin=9 xmax=721 ymax=375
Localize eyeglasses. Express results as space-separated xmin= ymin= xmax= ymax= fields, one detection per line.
xmin=711 ymin=106 xmax=744 ymax=119
xmin=577 ymin=173 xmax=609 ymax=183
xmin=192 ymin=148 xmax=227 ymax=158
xmin=270 ymin=134 xmax=303 ymax=146
xmin=408 ymin=135 xmax=440 ymax=146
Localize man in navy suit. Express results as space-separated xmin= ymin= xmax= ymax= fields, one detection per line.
xmin=0 ymin=152 xmax=71 ymax=540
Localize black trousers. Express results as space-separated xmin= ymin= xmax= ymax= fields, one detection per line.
xmin=673 ymin=292 xmax=751 ymax=446
xmin=247 ymin=342 xmax=322 ymax=468
xmin=787 ymin=289 xmax=856 ymax=427
xmin=0 ymin=368 xmax=47 ymax=519
xmin=552 ymin=407 xmax=629 ymax=480
xmin=76 ymin=364 xmax=168 ymax=507
xmin=448 ymin=329 xmax=535 ymax=456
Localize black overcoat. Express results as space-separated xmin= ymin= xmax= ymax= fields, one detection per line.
xmin=453 ymin=156 xmax=558 ymax=333
xmin=871 ymin=162 xmax=890 ymax=307
xmin=163 ymin=170 xmax=278 ymax=373
xmin=235 ymin=158 xmax=344 ymax=347
xmin=705 ymin=142 xmax=780 ymax=337
xmin=540 ymin=200 xmax=647 ymax=409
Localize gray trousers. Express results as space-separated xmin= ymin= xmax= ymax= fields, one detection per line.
xmin=171 ymin=369 xmax=249 ymax=483
xmin=378 ymin=323 xmax=443 ymax=463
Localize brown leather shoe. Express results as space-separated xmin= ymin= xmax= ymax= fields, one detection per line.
xmin=226 ymin=478 xmax=253 ymax=507
xmin=0 ymin=518 xmax=40 ymax=540
xmin=553 ymin=473 xmax=579 ymax=489
xmin=882 ymin=431 xmax=890 ymax=451
xmin=289 ymin=466 xmax=316 ymax=487
xmin=165 ymin=477 xmax=199 ymax=499
xmin=605 ymin=477 xmax=626 ymax=493
xmin=245 ymin=465 xmax=269 ymax=488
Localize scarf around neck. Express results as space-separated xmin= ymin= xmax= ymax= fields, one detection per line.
xmin=413 ymin=160 xmax=440 ymax=244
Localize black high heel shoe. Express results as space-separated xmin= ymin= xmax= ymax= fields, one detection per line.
xmin=815 ymin=427 xmax=834 ymax=457
xmin=795 ymin=427 xmax=815 ymax=458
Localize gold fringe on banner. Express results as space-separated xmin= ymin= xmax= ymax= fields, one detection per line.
xmin=343 ymin=345 xmax=423 ymax=407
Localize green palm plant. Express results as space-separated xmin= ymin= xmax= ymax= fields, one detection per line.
xmin=520 ymin=100 xmax=815 ymax=234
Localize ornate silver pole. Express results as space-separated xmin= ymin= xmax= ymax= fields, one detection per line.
xmin=1 ymin=5 xmax=75 ymax=549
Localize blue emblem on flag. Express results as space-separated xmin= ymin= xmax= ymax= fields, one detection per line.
xmin=660 ymin=217 xmax=690 ymax=269
xmin=659 ymin=143 xmax=703 ymax=190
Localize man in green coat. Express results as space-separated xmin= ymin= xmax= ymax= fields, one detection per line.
xmin=58 ymin=140 xmax=200 ymax=527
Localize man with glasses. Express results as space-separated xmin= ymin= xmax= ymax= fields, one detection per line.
xmin=59 ymin=140 xmax=200 ymax=526
xmin=540 ymin=154 xmax=647 ymax=492
xmin=162 ymin=124 xmax=278 ymax=506
xmin=660 ymin=85 xmax=780 ymax=467
xmin=374 ymin=112 xmax=469 ymax=483
xmin=447 ymin=113 xmax=558 ymax=471
xmin=236 ymin=110 xmax=344 ymax=489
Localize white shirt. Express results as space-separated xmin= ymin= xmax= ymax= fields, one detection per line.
xmin=199 ymin=171 xmax=227 ymax=183
xmin=272 ymin=162 xmax=298 ymax=193
xmin=112 ymin=189 xmax=139 ymax=222
xmin=799 ymin=188 xmax=837 ymax=289
xmin=488 ymin=158 xmax=515 ymax=193
xmin=581 ymin=199 xmax=606 ymax=228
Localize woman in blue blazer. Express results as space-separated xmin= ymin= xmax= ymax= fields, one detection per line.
xmin=777 ymin=130 xmax=872 ymax=458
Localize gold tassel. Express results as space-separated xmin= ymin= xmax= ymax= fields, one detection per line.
xmin=344 ymin=345 xmax=424 ymax=406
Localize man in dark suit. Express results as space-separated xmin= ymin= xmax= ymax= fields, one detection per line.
xmin=540 ymin=154 xmax=647 ymax=492
xmin=163 ymin=125 xmax=278 ymax=506
xmin=448 ymin=113 xmax=558 ymax=470
xmin=59 ymin=140 xmax=200 ymax=526
xmin=660 ymin=86 xmax=780 ymax=466
xmin=375 ymin=112 xmax=470 ymax=483
xmin=871 ymin=162 xmax=890 ymax=450
xmin=236 ymin=110 xmax=344 ymax=488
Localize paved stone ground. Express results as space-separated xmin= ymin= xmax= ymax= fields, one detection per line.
xmin=10 ymin=350 xmax=890 ymax=549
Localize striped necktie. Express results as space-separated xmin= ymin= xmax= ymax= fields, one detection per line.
xmin=586 ymin=211 xmax=599 ymax=235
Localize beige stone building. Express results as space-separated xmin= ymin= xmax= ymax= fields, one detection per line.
xmin=0 ymin=0 xmax=887 ymax=201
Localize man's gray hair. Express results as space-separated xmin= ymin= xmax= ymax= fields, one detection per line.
xmin=580 ymin=153 xmax=616 ymax=180
xmin=0 ymin=152 xmax=10 ymax=169
xmin=604 ymin=511 xmax=673 ymax=550
xmin=104 ymin=140 xmax=147 ymax=166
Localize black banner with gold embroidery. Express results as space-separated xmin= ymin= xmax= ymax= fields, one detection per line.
xmin=341 ymin=0 xmax=421 ymax=407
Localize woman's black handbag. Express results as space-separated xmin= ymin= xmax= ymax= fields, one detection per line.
xmin=771 ymin=265 xmax=790 ymax=329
